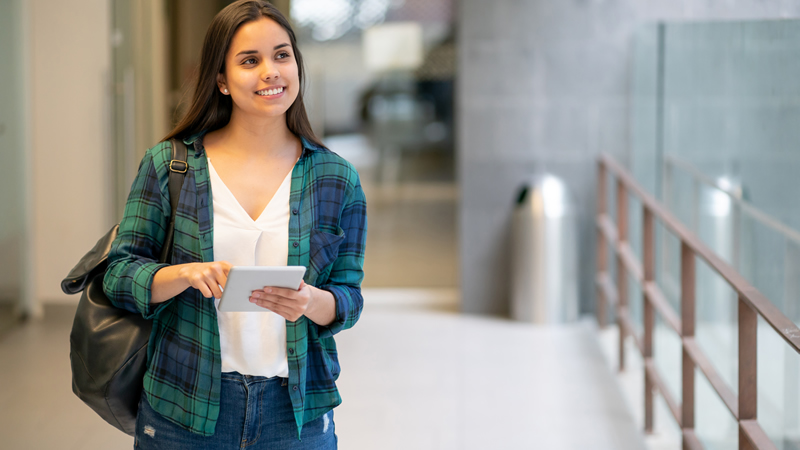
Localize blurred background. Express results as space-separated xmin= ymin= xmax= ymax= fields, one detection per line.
xmin=3 ymin=0 xmax=800 ymax=449
xmin=0 ymin=0 xmax=459 ymax=322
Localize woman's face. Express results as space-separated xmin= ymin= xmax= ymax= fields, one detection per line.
xmin=218 ymin=17 xmax=300 ymax=120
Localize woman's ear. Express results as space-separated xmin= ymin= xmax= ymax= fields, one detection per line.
xmin=217 ymin=73 xmax=229 ymax=95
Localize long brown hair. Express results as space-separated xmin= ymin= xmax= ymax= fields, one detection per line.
xmin=163 ymin=0 xmax=324 ymax=148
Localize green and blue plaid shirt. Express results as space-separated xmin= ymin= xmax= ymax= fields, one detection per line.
xmin=103 ymin=131 xmax=367 ymax=437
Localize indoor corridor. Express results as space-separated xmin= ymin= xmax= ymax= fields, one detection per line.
xmin=5 ymin=1 xmax=800 ymax=449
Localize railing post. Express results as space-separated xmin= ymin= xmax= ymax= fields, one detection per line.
xmin=681 ymin=242 xmax=696 ymax=448
xmin=643 ymin=207 xmax=655 ymax=433
xmin=617 ymin=179 xmax=628 ymax=372
xmin=597 ymin=161 xmax=608 ymax=328
xmin=739 ymin=296 xmax=757 ymax=450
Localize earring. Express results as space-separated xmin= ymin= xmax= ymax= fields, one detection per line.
xmin=223 ymin=88 xmax=228 ymax=94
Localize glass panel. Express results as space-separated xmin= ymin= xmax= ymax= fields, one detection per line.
xmin=628 ymin=194 xmax=643 ymax=261
xmin=662 ymin=21 xmax=800 ymax=228
xmin=696 ymin=367 xmax=738 ymax=450
xmin=630 ymin=23 xmax=661 ymax=196
xmin=652 ymin=222 xmax=681 ymax=412
xmin=695 ymin=258 xmax=738 ymax=390
xmin=758 ymin=316 xmax=800 ymax=449
xmin=664 ymin=164 xmax=696 ymax=233
xmin=628 ymin=194 xmax=643 ymax=334
xmin=654 ymin=393 xmax=682 ymax=445
xmin=634 ymin=18 xmax=800 ymax=324
xmin=654 ymin=18 xmax=800 ymax=328
xmin=628 ymin=272 xmax=643 ymax=336
xmin=740 ymin=213 xmax=800 ymax=328
xmin=632 ymin=23 xmax=800 ymax=449
xmin=0 ymin=0 xmax=25 ymax=330
xmin=696 ymin=183 xmax=736 ymax=266
xmin=654 ymin=312 xmax=681 ymax=404
xmin=656 ymin=222 xmax=681 ymax=314
xmin=783 ymin=239 xmax=800 ymax=328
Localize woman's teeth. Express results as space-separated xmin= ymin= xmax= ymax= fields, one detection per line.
xmin=257 ymin=87 xmax=284 ymax=96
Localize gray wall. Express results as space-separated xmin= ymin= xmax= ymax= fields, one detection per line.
xmin=457 ymin=0 xmax=800 ymax=316
xmin=0 ymin=0 xmax=26 ymax=305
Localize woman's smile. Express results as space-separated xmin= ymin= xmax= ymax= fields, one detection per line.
xmin=255 ymin=86 xmax=285 ymax=98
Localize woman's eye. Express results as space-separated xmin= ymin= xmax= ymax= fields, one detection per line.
xmin=243 ymin=57 xmax=257 ymax=65
xmin=276 ymin=52 xmax=290 ymax=60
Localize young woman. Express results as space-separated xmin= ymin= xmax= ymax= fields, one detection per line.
xmin=103 ymin=1 xmax=367 ymax=448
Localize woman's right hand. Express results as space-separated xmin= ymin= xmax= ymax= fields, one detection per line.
xmin=151 ymin=261 xmax=233 ymax=304
xmin=178 ymin=261 xmax=233 ymax=299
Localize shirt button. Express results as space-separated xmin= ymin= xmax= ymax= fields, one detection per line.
xmin=293 ymin=241 xmax=299 ymax=248
xmin=292 ymin=208 xmax=298 ymax=215
xmin=288 ymin=348 xmax=294 ymax=355
xmin=292 ymin=385 xmax=298 ymax=391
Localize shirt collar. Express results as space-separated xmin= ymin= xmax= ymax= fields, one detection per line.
xmin=183 ymin=130 xmax=320 ymax=158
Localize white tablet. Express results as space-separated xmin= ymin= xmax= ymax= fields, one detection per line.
xmin=218 ymin=266 xmax=307 ymax=312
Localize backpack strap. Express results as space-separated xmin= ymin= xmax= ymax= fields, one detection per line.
xmin=158 ymin=139 xmax=188 ymax=263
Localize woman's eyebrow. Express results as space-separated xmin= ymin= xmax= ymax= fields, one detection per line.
xmin=235 ymin=50 xmax=259 ymax=57
xmin=234 ymin=44 xmax=289 ymax=57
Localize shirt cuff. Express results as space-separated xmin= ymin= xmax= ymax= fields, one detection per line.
xmin=315 ymin=284 xmax=351 ymax=338
xmin=133 ymin=262 xmax=170 ymax=319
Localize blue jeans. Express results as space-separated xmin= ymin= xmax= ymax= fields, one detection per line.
xmin=134 ymin=372 xmax=337 ymax=449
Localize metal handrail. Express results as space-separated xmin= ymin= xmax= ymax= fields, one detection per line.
xmin=596 ymin=153 xmax=800 ymax=450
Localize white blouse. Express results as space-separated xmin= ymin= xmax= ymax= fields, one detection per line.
xmin=208 ymin=158 xmax=293 ymax=377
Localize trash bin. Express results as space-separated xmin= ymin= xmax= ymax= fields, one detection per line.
xmin=511 ymin=175 xmax=579 ymax=324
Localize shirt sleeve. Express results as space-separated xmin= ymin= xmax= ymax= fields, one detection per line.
xmin=316 ymin=174 xmax=368 ymax=338
xmin=103 ymin=147 xmax=173 ymax=320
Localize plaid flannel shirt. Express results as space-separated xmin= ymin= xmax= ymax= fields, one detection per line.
xmin=103 ymin=131 xmax=367 ymax=437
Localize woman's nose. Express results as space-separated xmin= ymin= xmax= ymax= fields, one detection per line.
xmin=262 ymin=62 xmax=280 ymax=80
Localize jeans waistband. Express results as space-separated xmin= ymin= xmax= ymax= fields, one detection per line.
xmin=222 ymin=371 xmax=288 ymax=386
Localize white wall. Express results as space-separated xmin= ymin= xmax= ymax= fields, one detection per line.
xmin=29 ymin=0 xmax=112 ymax=304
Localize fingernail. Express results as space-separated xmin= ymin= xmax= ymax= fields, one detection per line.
xmin=265 ymin=288 xmax=272 ymax=293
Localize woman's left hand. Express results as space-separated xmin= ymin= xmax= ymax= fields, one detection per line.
xmin=250 ymin=281 xmax=313 ymax=322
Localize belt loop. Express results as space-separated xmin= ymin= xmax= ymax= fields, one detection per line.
xmin=281 ymin=378 xmax=288 ymax=387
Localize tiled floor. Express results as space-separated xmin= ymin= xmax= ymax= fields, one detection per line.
xmin=0 ymin=303 xmax=647 ymax=450
xmin=598 ymin=326 xmax=681 ymax=450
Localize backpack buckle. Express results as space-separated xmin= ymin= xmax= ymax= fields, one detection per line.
xmin=169 ymin=160 xmax=188 ymax=174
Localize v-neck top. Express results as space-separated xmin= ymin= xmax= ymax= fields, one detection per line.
xmin=208 ymin=157 xmax=292 ymax=377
